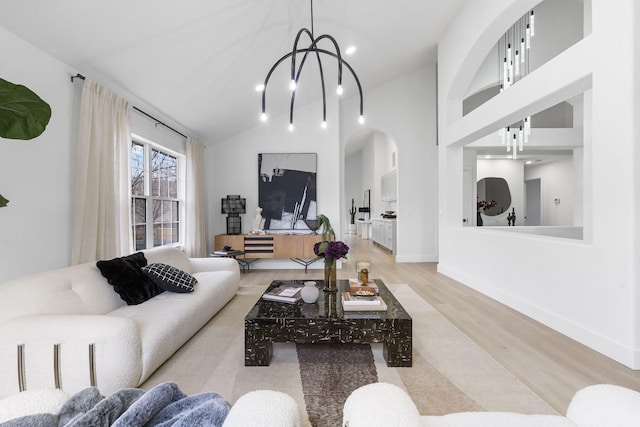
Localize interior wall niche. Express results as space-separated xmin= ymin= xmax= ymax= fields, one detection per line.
xmin=462 ymin=0 xmax=585 ymax=115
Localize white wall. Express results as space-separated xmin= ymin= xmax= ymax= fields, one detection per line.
xmin=0 ymin=26 xmax=79 ymax=282
xmin=204 ymin=97 xmax=341 ymax=268
xmin=341 ymin=66 xmax=439 ymax=262
xmin=524 ymin=156 xmax=574 ymax=226
xmin=438 ymin=0 xmax=640 ymax=368
xmin=0 ymin=26 xmax=193 ymax=283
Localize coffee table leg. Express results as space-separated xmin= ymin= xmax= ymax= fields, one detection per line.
xmin=245 ymin=325 xmax=273 ymax=366
xmin=383 ymin=324 xmax=412 ymax=367
xmin=245 ymin=340 xmax=273 ymax=366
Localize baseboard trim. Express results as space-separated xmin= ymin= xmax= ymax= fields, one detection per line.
xmin=396 ymin=254 xmax=438 ymax=263
xmin=437 ymin=263 xmax=639 ymax=370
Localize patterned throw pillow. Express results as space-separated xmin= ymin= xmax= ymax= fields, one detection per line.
xmin=141 ymin=263 xmax=196 ymax=293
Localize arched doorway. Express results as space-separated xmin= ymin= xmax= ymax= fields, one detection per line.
xmin=343 ymin=129 xmax=398 ymax=249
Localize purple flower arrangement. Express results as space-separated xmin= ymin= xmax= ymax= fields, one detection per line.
xmin=313 ymin=240 xmax=349 ymax=266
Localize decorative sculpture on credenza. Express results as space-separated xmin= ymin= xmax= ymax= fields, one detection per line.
xmin=221 ymin=195 xmax=246 ymax=235
xmin=250 ymin=207 xmax=266 ymax=235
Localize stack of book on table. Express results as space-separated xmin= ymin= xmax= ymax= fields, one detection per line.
xmin=262 ymin=286 xmax=302 ymax=303
xmin=341 ymin=291 xmax=387 ymax=311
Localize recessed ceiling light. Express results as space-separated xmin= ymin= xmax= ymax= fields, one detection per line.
xmin=345 ymin=46 xmax=356 ymax=55
xmin=525 ymin=160 xmax=533 ymax=165
xmin=485 ymin=155 xmax=492 ymax=159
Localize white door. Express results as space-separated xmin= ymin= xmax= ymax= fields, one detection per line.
xmin=463 ymin=168 xmax=473 ymax=226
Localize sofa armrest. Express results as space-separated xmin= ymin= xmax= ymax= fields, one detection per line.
xmin=566 ymin=384 xmax=640 ymax=427
xmin=343 ymin=383 xmax=422 ymax=427
xmin=222 ymin=390 xmax=300 ymax=427
xmin=189 ymin=257 xmax=241 ymax=275
xmin=0 ymin=315 xmax=141 ymax=399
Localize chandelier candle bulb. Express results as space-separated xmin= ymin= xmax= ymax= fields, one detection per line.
xmin=503 ymin=58 xmax=508 ymax=86
xmin=530 ymin=11 xmax=535 ymax=36
xmin=519 ymin=127 xmax=524 ymax=150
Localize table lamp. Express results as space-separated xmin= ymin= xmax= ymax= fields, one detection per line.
xmin=221 ymin=195 xmax=246 ymax=235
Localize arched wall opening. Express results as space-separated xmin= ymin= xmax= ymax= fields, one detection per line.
xmin=343 ymin=128 xmax=398 ymax=250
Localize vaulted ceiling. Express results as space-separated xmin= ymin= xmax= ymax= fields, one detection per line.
xmin=0 ymin=0 xmax=466 ymax=143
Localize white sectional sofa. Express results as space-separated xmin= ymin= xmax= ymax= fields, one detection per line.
xmin=343 ymin=382 xmax=640 ymax=427
xmin=0 ymin=246 xmax=240 ymax=399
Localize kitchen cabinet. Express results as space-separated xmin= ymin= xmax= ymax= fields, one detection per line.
xmin=371 ymin=218 xmax=396 ymax=254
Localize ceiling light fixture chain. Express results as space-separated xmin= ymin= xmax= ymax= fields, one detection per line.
xmin=259 ymin=0 xmax=364 ymax=130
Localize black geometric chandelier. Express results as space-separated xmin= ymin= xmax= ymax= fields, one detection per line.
xmin=258 ymin=0 xmax=364 ymax=131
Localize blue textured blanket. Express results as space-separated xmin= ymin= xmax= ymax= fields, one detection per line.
xmin=1 ymin=382 xmax=230 ymax=427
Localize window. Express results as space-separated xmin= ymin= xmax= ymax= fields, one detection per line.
xmin=131 ymin=139 xmax=183 ymax=250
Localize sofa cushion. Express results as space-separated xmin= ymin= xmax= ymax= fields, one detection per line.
xmin=141 ymin=263 xmax=196 ymax=293
xmin=96 ymin=252 xmax=164 ymax=305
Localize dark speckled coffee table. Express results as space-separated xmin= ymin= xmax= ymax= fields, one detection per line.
xmin=244 ymin=279 xmax=412 ymax=367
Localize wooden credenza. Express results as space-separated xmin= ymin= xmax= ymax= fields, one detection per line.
xmin=214 ymin=234 xmax=324 ymax=259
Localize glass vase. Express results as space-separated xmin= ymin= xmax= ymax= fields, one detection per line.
xmin=323 ymin=262 xmax=337 ymax=292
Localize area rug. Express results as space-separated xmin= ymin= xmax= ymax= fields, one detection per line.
xmin=297 ymin=343 xmax=377 ymax=427
xmin=142 ymin=283 xmax=557 ymax=427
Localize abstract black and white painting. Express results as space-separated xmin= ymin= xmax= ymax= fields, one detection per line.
xmin=258 ymin=153 xmax=317 ymax=230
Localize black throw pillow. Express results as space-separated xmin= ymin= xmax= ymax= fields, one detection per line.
xmin=96 ymin=252 xmax=164 ymax=305
xmin=141 ymin=263 xmax=196 ymax=293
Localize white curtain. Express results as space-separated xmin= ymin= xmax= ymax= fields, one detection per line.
xmin=71 ymin=80 xmax=132 ymax=264
xmin=185 ymin=137 xmax=207 ymax=257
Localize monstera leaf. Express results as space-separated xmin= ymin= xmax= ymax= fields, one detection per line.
xmin=0 ymin=194 xmax=8 ymax=208
xmin=0 ymin=77 xmax=51 ymax=140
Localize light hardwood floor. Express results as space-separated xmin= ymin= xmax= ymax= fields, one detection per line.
xmin=238 ymin=233 xmax=640 ymax=414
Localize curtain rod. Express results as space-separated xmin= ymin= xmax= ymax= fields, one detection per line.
xmin=70 ymin=73 xmax=188 ymax=139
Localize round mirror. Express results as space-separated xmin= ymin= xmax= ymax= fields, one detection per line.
xmin=477 ymin=177 xmax=511 ymax=216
